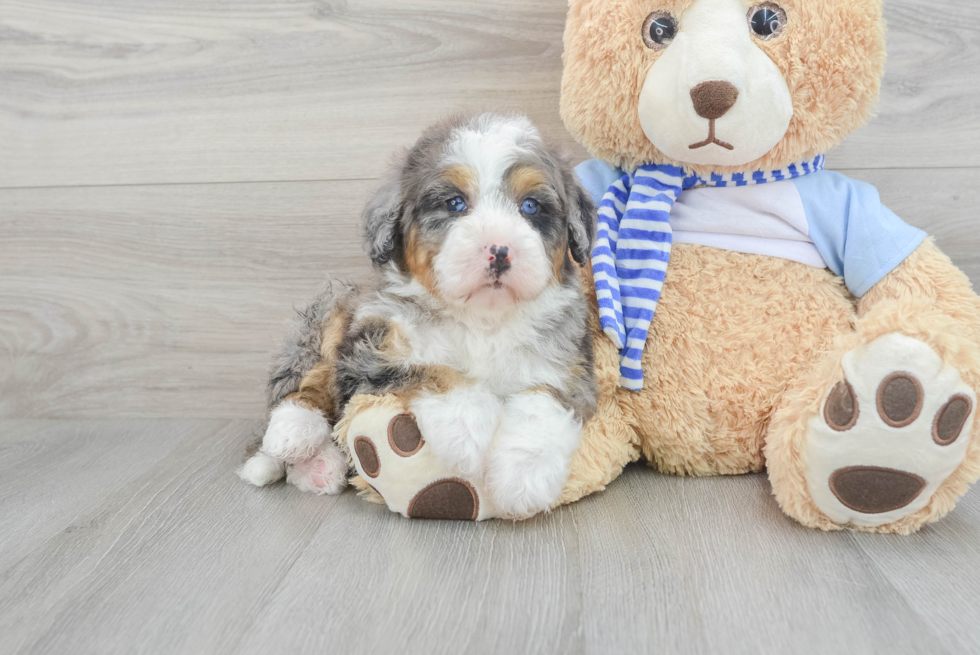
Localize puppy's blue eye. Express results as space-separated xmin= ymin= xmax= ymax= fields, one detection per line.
xmin=521 ymin=198 xmax=540 ymax=215
xmin=447 ymin=196 xmax=467 ymax=213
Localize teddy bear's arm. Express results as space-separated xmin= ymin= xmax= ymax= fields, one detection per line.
xmin=858 ymin=238 xmax=980 ymax=340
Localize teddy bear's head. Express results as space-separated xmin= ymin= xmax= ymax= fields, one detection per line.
xmin=560 ymin=0 xmax=886 ymax=174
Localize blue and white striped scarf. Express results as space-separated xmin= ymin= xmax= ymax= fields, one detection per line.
xmin=592 ymin=155 xmax=826 ymax=390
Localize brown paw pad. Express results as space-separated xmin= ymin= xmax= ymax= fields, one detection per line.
xmin=825 ymin=380 xmax=859 ymax=431
xmin=829 ymin=466 xmax=926 ymax=514
xmin=876 ymin=372 xmax=923 ymax=428
xmin=353 ymin=436 xmax=380 ymax=478
xmin=408 ymin=478 xmax=479 ymax=520
xmin=388 ymin=414 xmax=424 ymax=457
xmin=934 ymin=395 xmax=973 ymax=446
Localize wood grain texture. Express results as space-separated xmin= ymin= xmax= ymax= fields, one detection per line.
xmin=0 ymin=419 xmax=976 ymax=655
xmin=2 ymin=169 xmax=978 ymax=419
xmin=0 ymin=180 xmax=377 ymax=419
xmin=0 ymin=419 xmax=207 ymax=572
xmin=1 ymin=2 xmax=978 ymax=653
xmin=1 ymin=0 xmax=979 ymax=188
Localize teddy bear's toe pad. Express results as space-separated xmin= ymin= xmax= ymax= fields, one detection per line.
xmin=344 ymin=399 xmax=499 ymax=520
xmin=807 ymin=334 xmax=976 ymax=527
xmin=408 ymin=478 xmax=479 ymax=520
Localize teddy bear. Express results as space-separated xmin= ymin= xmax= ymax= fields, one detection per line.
xmin=294 ymin=0 xmax=980 ymax=534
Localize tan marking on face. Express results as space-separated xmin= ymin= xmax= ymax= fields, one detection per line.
xmin=441 ymin=164 xmax=478 ymax=199
xmin=550 ymin=242 xmax=570 ymax=284
xmin=404 ymin=224 xmax=440 ymax=296
xmin=507 ymin=166 xmax=549 ymax=201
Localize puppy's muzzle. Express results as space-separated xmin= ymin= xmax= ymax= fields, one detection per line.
xmin=486 ymin=245 xmax=512 ymax=278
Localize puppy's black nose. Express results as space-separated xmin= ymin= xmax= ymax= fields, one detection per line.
xmin=488 ymin=245 xmax=511 ymax=276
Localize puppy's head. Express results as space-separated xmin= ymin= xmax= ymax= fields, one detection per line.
xmin=363 ymin=113 xmax=595 ymax=314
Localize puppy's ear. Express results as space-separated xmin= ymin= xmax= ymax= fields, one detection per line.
xmin=567 ymin=178 xmax=596 ymax=267
xmin=361 ymin=170 xmax=404 ymax=268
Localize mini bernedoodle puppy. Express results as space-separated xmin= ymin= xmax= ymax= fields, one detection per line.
xmin=240 ymin=113 xmax=598 ymax=517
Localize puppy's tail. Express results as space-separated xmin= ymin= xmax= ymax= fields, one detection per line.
xmin=266 ymin=279 xmax=357 ymax=408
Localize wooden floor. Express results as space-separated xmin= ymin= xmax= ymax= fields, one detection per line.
xmin=2 ymin=1 xmax=980 ymax=653
xmin=1 ymin=419 xmax=979 ymax=655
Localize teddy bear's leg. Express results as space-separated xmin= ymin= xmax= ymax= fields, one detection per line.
xmin=336 ymin=394 xmax=501 ymax=520
xmin=766 ymin=240 xmax=980 ymax=533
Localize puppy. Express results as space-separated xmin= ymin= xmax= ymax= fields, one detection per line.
xmin=240 ymin=113 xmax=597 ymax=517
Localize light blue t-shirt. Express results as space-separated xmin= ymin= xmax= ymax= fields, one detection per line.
xmin=577 ymin=159 xmax=926 ymax=297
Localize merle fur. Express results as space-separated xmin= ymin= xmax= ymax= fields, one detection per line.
xmin=266 ymin=113 xmax=598 ymax=423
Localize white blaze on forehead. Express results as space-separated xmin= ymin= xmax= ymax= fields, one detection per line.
xmin=431 ymin=115 xmax=553 ymax=313
xmin=637 ymin=0 xmax=794 ymax=167
xmin=441 ymin=115 xmax=541 ymax=200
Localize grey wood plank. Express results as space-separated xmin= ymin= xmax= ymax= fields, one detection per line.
xmin=1 ymin=0 xmax=978 ymax=189
xmin=0 ymin=419 xmax=320 ymax=655
xmin=2 ymin=169 xmax=978 ymax=420
xmin=572 ymin=470 xmax=955 ymax=655
xmin=233 ymin=498 xmax=582 ymax=655
xmin=0 ymin=421 xmax=980 ymax=654
xmin=0 ymin=179 xmax=376 ymax=284
xmin=0 ymin=419 xmax=976 ymax=654
xmin=847 ymin=168 xmax=980 ymax=284
xmin=0 ymin=180 xmax=377 ymax=420
xmin=0 ymin=0 xmax=581 ymax=188
xmin=0 ymin=419 xmax=207 ymax=573
xmin=852 ymin=490 xmax=980 ymax=654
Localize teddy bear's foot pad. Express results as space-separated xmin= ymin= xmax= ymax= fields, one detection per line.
xmin=345 ymin=399 xmax=499 ymax=520
xmin=807 ymin=334 xmax=976 ymax=527
xmin=407 ymin=478 xmax=480 ymax=520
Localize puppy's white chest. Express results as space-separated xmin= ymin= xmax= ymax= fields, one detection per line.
xmin=405 ymin=321 xmax=562 ymax=395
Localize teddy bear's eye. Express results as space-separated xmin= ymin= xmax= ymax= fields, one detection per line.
xmin=642 ymin=11 xmax=678 ymax=51
xmin=748 ymin=3 xmax=787 ymax=40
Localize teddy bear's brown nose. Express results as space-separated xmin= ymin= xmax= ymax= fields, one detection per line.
xmin=690 ymin=81 xmax=740 ymax=120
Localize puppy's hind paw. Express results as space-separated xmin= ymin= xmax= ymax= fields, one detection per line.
xmin=286 ymin=442 xmax=350 ymax=496
xmin=262 ymin=400 xmax=332 ymax=463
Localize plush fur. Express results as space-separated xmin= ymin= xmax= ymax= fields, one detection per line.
xmin=551 ymin=0 xmax=980 ymax=533
xmin=246 ymin=0 xmax=980 ymax=532
xmin=241 ymin=113 xmax=599 ymax=518
xmin=561 ymin=0 xmax=886 ymax=174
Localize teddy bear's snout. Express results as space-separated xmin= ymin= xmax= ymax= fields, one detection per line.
xmin=690 ymin=81 xmax=739 ymax=120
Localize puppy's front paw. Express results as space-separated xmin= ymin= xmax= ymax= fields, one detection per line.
xmin=262 ymin=400 xmax=332 ymax=463
xmin=286 ymin=442 xmax=349 ymax=495
xmin=409 ymin=387 xmax=502 ymax=476
xmin=486 ymin=393 xmax=582 ymax=518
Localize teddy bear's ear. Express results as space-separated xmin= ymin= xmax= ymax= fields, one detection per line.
xmin=361 ymin=170 xmax=403 ymax=268
xmin=567 ymin=174 xmax=596 ymax=267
